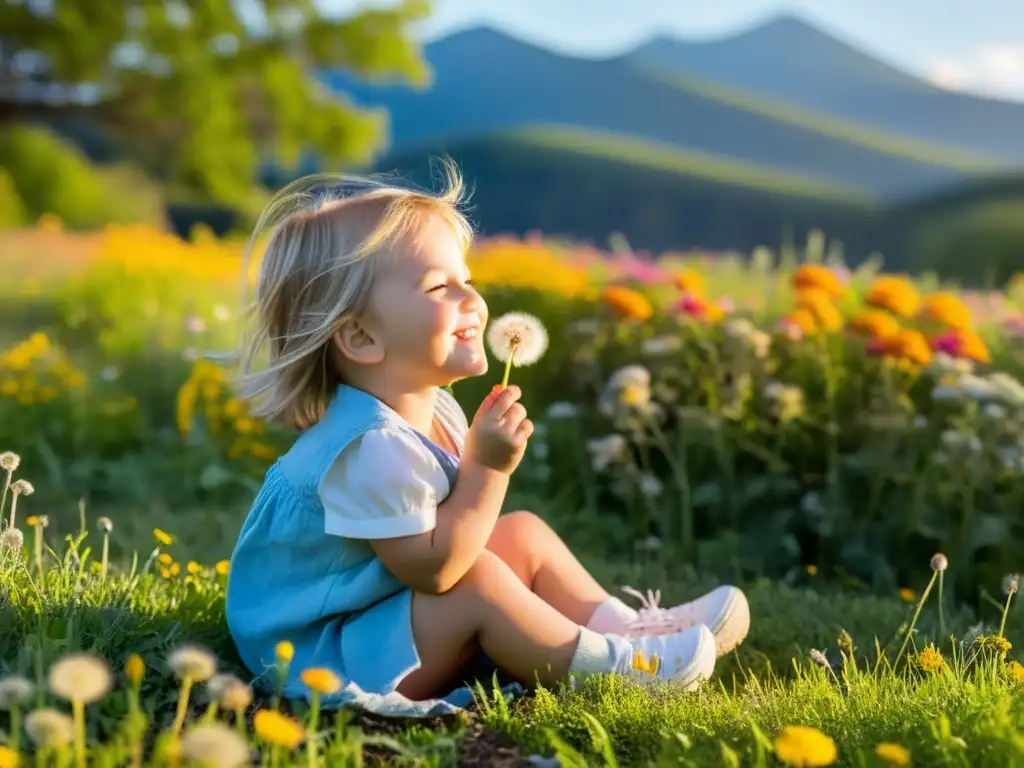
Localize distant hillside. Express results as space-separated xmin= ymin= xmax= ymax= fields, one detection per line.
xmin=629 ymin=15 xmax=1024 ymax=162
xmin=321 ymin=25 xmax=987 ymax=198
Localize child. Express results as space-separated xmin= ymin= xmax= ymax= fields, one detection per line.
xmin=224 ymin=164 xmax=749 ymax=706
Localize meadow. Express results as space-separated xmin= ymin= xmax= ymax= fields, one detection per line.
xmin=2 ymin=220 xmax=1024 ymax=766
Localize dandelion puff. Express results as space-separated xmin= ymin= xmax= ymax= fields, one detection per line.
xmin=24 ymin=708 xmax=75 ymax=748
xmin=216 ymin=678 xmax=253 ymax=712
xmin=486 ymin=312 xmax=549 ymax=388
xmin=48 ymin=653 xmax=112 ymax=704
xmin=931 ymin=553 xmax=948 ymax=572
xmin=168 ymin=645 xmax=217 ymax=682
xmin=0 ymin=528 xmax=23 ymax=552
xmin=0 ymin=676 xmax=33 ymax=709
xmin=7 ymin=479 xmax=33 ymax=528
xmin=809 ymin=649 xmax=830 ymax=668
xmin=0 ymin=452 xmax=19 ymax=471
xmin=1003 ymin=574 xmax=1020 ymax=596
xmin=96 ymin=517 xmax=113 ymax=533
xmin=180 ymin=723 xmax=249 ymax=768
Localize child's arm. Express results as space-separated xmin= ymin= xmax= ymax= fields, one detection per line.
xmin=369 ymin=386 xmax=532 ymax=594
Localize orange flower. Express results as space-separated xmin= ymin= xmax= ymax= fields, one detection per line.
xmin=865 ymin=276 xmax=921 ymax=318
xmin=795 ymin=290 xmax=843 ymax=332
xmin=675 ymin=293 xmax=725 ymax=324
xmin=783 ymin=309 xmax=818 ymax=335
xmin=932 ymin=329 xmax=990 ymax=364
xmin=600 ymin=286 xmax=653 ymax=321
xmin=674 ymin=268 xmax=706 ymax=296
xmin=849 ymin=309 xmax=900 ymax=340
xmin=921 ymin=292 xmax=972 ymax=330
xmin=792 ymin=265 xmax=844 ymax=298
xmin=872 ymin=329 xmax=932 ymax=367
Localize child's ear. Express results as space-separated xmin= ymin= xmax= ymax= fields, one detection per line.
xmin=333 ymin=317 xmax=385 ymax=365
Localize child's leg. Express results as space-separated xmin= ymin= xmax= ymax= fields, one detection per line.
xmin=484 ymin=511 xmax=611 ymax=624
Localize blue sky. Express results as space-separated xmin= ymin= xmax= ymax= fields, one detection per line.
xmin=324 ymin=0 xmax=1024 ymax=100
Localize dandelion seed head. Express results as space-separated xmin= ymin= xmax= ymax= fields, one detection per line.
xmin=0 ymin=676 xmax=34 ymax=709
xmin=96 ymin=516 xmax=113 ymax=533
xmin=809 ymin=649 xmax=830 ymax=668
xmin=180 ymin=723 xmax=250 ymax=768
xmin=215 ymin=677 xmax=253 ymax=711
xmin=486 ymin=312 xmax=549 ymax=366
xmin=0 ymin=452 xmax=19 ymax=471
xmin=24 ymin=708 xmax=74 ymax=748
xmin=10 ymin=480 xmax=33 ymax=496
xmin=48 ymin=653 xmax=112 ymax=704
xmin=1004 ymin=574 xmax=1020 ymax=596
xmin=35 ymin=515 xmax=48 ymax=528
xmin=0 ymin=528 xmax=23 ymax=552
xmin=930 ymin=553 xmax=948 ymax=572
xmin=168 ymin=645 xmax=217 ymax=682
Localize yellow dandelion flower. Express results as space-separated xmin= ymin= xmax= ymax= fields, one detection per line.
xmin=25 ymin=515 xmax=38 ymax=527
xmin=275 ymin=641 xmax=294 ymax=663
xmin=187 ymin=561 xmax=201 ymax=575
xmin=170 ymin=562 xmax=181 ymax=577
xmin=918 ymin=644 xmax=944 ymax=673
xmin=774 ymin=725 xmax=837 ymax=767
xmin=865 ymin=276 xmax=921 ymax=318
xmin=631 ymin=649 xmax=660 ymax=676
xmin=158 ymin=553 xmax=174 ymax=566
xmin=600 ymin=285 xmax=654 ymax=321
xmin=253 ymin=710 xmax=305 ymax=749
xmin=160 ymin=567 xmax=172 ymax=579
xmin=125 ymin=654 xmax=145 ymax=687
xmin=0 ymin=745 xmax=19 ymax=768
xmin=805 ymin=565 xmax=818 ymax=576
xmin=875 ymin=742 xmax=911 ymax=766
xmin=300 ymin=668 xmax=343 ymax=695
xmin=154 ymin=529 xmax=174 ymax=546
xmin=978 ymin=635 xmax=1012 ymax=655
xmin=898 ymin=588 xmax=916 ymax=602
xmin=792 ymin=265 xmax=844 ymax=298
xmin=215 ymin=560 xmax=230 ymax=576
xmin=1008 ymin=660 xmax=1024 ymax=684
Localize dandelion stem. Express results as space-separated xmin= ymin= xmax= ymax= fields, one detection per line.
xmin=938 ymin=571 xmax=946 ymax=642
xmin=11 ymin=705 xmax=21 ymax=753
xmin=500 ymin=345 xmax=518 ymax=389
xmin=73 ymin=698 xmax=86 ymax=768
xmin=0 ymin=466 xmax=12 ymax=523
xmin=306 ymin=691 xmax=321 ymax=768
xmin=171 ymin=676 xmax=193 ymax=736
xmin=235 ymin=706 xmax=246 ymax=738
xmin=998 ymin=587 xmax=1016 ymax=638
xmin=8 ymin=492 xmax=19 ymax=529
xmin=101 ymin=532 xmax=109 ymax=579
xmin=33 ymin=525 xmax=42 ymax=580
xmin=896 ymin=570 xmax=938 ymax=667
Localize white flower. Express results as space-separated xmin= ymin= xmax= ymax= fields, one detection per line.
xmin=0 ymin=676 xmax=34 ymax=709
xmin=25 ymin=708 xmax=75 ymax=748
xmin=641 ymin=335 xmax=682 ymax=356
xmin=181 ymin=724 xmax=250 ymax=768
xmin=486 ymin=312 xmax=549 ymax=367
xmin=587 ymin=435 xmax=627 ymax=473
xmin=168 ymin=645 xmax=217 ymax=681
xmin=0 ymin=452 xmax=20 ymax=471
xmin=638 ymin=473 xmax=663 ymax=498
xmin=48 ymin=653 xmax=112 ymax=704
xmin=546 ymin=401 xmax=579 ymax=420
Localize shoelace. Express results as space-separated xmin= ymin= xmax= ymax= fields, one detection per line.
xmin=620 ymin=585 xmax=679 ymax=636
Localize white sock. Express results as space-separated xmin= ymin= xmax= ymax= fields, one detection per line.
xmin=585 ymin=596 xmax=638 ymax=634
xmin=568 ymin=627 xmax=634 ymax=676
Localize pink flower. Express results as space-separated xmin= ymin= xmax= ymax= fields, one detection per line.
xmin=931 ymin=331 xmax=960 ymax=356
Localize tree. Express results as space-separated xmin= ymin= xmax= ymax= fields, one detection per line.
xmin=0 ymin=0 xmax=433 ymax=204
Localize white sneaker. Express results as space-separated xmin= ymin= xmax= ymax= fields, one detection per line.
xmin=620 ymin=585 xmax=750 ymax=657
xmin=616 ymin=624 xmax=716 ymax=690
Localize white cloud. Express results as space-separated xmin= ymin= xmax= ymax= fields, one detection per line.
xmin=927 ymin=44 xmax=1024 ymax=100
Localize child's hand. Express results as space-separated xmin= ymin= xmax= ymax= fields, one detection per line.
xmin=464 ymin=385 xmax=533 ymax=475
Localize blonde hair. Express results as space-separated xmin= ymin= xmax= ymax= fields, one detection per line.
xmin=233 ymin=159 xmax=473 ymax=431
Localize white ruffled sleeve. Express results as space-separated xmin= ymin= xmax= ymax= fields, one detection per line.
xmin=319 ymin=428 xmax=449 ymax=539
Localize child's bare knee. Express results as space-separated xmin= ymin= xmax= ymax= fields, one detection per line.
xmin=457 ymin=550 xmax=516 ymax=598
xmin=494 ymin=510 xmax=549 ymax=546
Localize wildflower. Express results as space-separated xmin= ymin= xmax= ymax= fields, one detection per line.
xmin=792 ymin=265 xmax=844 ymax=298
xmin=796 ymin=289 xmax=843 ymax=332
xmin=1008 ymin=660 xmax=1024 ymax=684
xmin=486 ymin=312 xmax=549 ymax=388
xmin=774 ymin=725 xmax=837 ymax=767
xmin=977 ymin=635 xmax=1012 ymax=655
xmin=154 ymin=528 xmax=174 ymax=546
xmin=169 ymin=646 xmax=216 ymax=682
xmin=917 ymin=644 xmax=944 ymax=672
xmin=24 ymin=708 xmax=74 ymax=748
xmin=781 ymin=308 xmax=817 ymax=336
xmin=675 ymin=293 xmax=725 ymax=323
xmin=921 ymin=292 xmax=973 ymax=330
xmin=0 ymin=676 xmax=33 ymax=709
xmin=930 ymin=553 xmax=948 ymax=572
xmin=9 ymin=480 xmax=33 ymax=497
xmin=599 ymin=285 xmax=653 ymax=321
xmin=641 ymin=335 xmax=683 ymax=356
xmin=586 ymin=435 xmax=627 ymax=473
xmin=96 ymin=516 xmax=113 ymax=533
xmin=300 ymin=668 xmax=342 ymax=695
xmin=809 ymin=649 xmax=830 ymax=668
xmin=253 ymin=709 xmax=305 ymax=749
xmin=848 ymin=308 xmax=900 ymax=340
xmin=638 ymin=473 xmax=663 ymax=498
xmin=0 ymin=528 xmax=23 ymax=552
xmin=674 ymin=268 xmax=705 ymax=296
xmin=631 ymin=649 xmax=660 ymax=676
xmin=764 ymin=382 xmax=805 ymax=422
xmin=865 ymin=275 xmax=921 ymax=317
xmin=1004 ymin=574 xmax=1020 ymax=596
xmin=209 ymin=674 xmax=253 ymax=710
xmin=125 ymin=654 xmax=145 ymax=687
xmin=932 ymin=329 xmax=990 ymax=364
xmin=158 ymin=553 xmax=174 ymax=566
xmin=48 ymin=653 xmax=112 ymax=704
xmin=898 ymin=588 xmax=916 ymax=602
xmin=216 ymin=559 xmax=230 ymax=576
xmin=871 ymin=329 xmax=932 ymax=367
xmin=275 ymin=641 xmax=295 ymax=663
xmin=187 ymin=561 xmax=201 ymax=575
xmin=875 ymin=742 xmax=911 ymax=766
xmin=0 ymin=452 xmax=19 ymax=471
xmin=0 ymin=746 xmax=18 ymax=768
xmin=180 ymin=724 xmax=249 ymax=768
xmin=806 ymin=565 xmax=818 ymax=576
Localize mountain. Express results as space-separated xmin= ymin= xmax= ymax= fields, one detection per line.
xmin=629 ymin=14 xmax=1024 ymax=161
xmin=320 ymin=25 xmax=995 ymax=199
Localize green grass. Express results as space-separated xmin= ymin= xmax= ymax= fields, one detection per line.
xmin=636 ymin=67 xmax=1003 ymax=173
xmin=507 ymin=125 xmax=880 ymax=204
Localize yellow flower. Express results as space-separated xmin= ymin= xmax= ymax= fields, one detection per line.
xmin=187 ymin=561 xmax=201 ymax=575
xmin=783 ymin=308 xmax=818 ymax=335
xmin=918 ymin=644 xmax=944 ymax=673
xmin=300 ymin=668 xmax=343 ymax=695
xmin=921 ymin=292 xmax=972 ymax=330
xmin=875 ymin=742 xmax=911 ymax=766
xmin=978 ymin=635 xmax=1012 ymax=655
xmin=1008 ymin=660 xmax=1024 ymax=684
xmin=125 ymin=654 xmax=145 ymax=687
xmin=774 ymin=725 xmax=837 ymax=767
xmin=160 ymin=567 xmax=172 ymax=579
xmin=275 ymin=641 xmax=294 ymax=663
xmin=792 ymin=265 xmax=844 ymax=298
xmin=158 ymin=553 xmax=174 ymax=566
xmin=876 ymin=331 xmax=932 ymax=368
xmin=865 ymin=276 xmax=921 ymax=318
xmin=631 ymin=649 xmax=659 ymax=676
xmin=796 ymin=290 xmax=843 ymax=332
xmin=805 ymin=565 xmax=818 ymax=576
xmin=216 ymin=560 xmax=230 ymax=576
xmin=674 ymin=268 xmax=706 ymax=296
xmin=154 ymin=529 xmax=174 ymax=546
xmin=0 ymin=745 xmax=19 ymax=768
xmin=25 ymin=515 xmax=38 ymax=527
xmin=600 ymin=286 xmax=654 ymax=321
xmin=898 ymin=588 xmax=916 ymax=602
xmin=848 ymin=309 xmax=900 ymax=340
xmin=253 ymin=710 xmax=305 ymax=749
xmin=249 ymin=442 xmax=277 ymax=461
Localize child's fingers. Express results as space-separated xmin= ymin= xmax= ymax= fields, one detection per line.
xmin=486 ymin=385 xmax=522 ymax=420
xmin=500 ymin=402 xmax=528 ymax=431
xmin=472 ymin=385 xmax=502 ymax=422
xmin=512 ymin=418 xmax=534 ymax=446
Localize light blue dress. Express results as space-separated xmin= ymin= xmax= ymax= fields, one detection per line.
xmin=225 ymin=384 xmax=519 ymax=716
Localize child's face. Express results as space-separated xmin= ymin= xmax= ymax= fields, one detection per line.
xmin=364 ymin=214 xmax=489 ymax=388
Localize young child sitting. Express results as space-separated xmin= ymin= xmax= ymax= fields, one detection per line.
xmin=224 ymin=164 xmax=749 ymax=705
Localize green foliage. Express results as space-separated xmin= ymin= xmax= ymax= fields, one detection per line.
xmin=0 ymin=124 xmax=164 ymax=228
xmin=0 ymin=168 xmax=27 ymax=228
xmin=0 ymin=0 xmax=433 ymax=204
